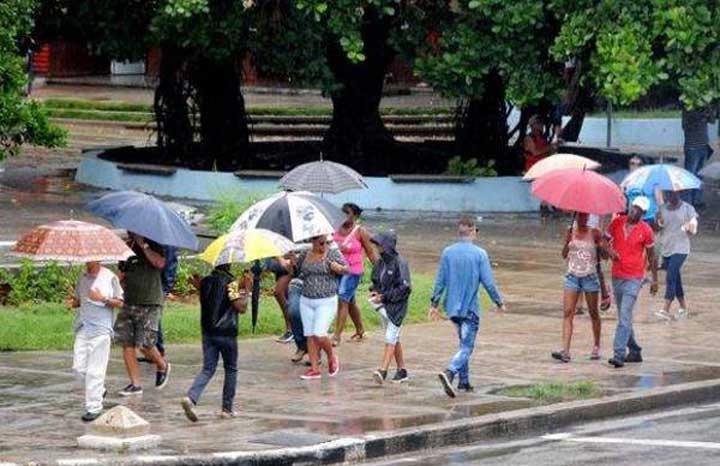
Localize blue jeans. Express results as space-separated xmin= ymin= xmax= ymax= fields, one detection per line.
xmin=683 ymin=146 xmax=708 ymax=206
xmin=188 ymin=335 xmax=238 ymax=412
xmin=448 ymin=312 xmax=480 ymax=385
xmin=612 ymin=279 xmax=643 ymax=361
xmin=663 ymin=254 xmax=687 ymax=301
xmin=156 ymin=319 xmax=165 ymax=356
xmin=288 ymin=283 xmax=306 ymax=352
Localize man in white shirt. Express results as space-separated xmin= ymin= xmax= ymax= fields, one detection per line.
xmin=68 ymin=261 xmax=124 ymax=422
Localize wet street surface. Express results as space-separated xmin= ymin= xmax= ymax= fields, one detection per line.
xmin=365 ymin=403 xmax=720 ymax=465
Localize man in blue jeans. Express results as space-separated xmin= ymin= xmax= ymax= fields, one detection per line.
xmin=681 ymin=107 xmax=712 ymax=208
xmin=606 ymin=196 xmax=659 ymax=368
xmin=429 ymin=217 xmax=505 ymax=398
xmin=181 ymin=265 xmax=250 ymax=421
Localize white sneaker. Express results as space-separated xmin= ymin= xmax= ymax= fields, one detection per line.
xmin=675 ymin=308 xmax=689 ymax=320
xmin=654 ymin=309 xmax=672 ymax=321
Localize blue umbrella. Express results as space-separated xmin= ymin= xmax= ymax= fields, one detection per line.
xmin=621 ymin=164 xmax=702 ymax=192
xmin=87 ymin=191 xmax=199 ymax=250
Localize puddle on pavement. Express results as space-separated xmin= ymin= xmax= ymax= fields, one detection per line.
xmin=449 ymin=399 xmax=535 ymax=418
xmin=607 ymin=366 xmax=720 ymax=390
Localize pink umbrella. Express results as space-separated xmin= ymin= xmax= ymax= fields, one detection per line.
xmin=10 ymin=220 xmax=134 ymax=263
xmin=531 ymin=168 xmax=626 ymax=215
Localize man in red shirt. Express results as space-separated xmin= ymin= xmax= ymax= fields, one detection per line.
xmin=606 ymin=196 xmax=659 ymax=368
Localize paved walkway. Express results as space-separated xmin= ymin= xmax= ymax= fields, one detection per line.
xmin=1 ymin=214 xmax=719 ymax=463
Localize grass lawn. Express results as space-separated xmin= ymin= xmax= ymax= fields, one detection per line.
xmin=500 ymin=381 xmax=602 ymax=403
xmin=0 ymin=273 xmax=491 ymax=352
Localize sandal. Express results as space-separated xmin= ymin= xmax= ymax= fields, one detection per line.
xmin=331 ymin=335 xmax=341 ymax=347
xmin=551 ymin=350 xmax=571 ymax=363
xmin=589 ymin=347 xmax=601 ymax=360
xmin=349 ymin=331 xmax=367 ymax=342
xmin=291 ymin=349 xmax=307 ymax=364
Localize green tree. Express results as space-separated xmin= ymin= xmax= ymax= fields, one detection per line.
xmin=0 ymin=0 xmax=65 ymax=160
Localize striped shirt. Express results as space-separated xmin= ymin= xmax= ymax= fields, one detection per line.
xmin=681 ymin=109 xmax=708 ymax=150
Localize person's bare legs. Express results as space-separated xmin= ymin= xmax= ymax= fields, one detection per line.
xmin=140 ymin=345 xmax=167 ymax=372
xmin=308 ymin=336 xmax=320 ymax=372
xmin=122 ymin=346 xmax=141 ymax=386
xmin=348 ymin=300 xmax=365 ymax=339
xmin=394 ymin=342 xmax=405 ymax=369
xmin=317 ymin=336 xmax=335 ymax=363
xmin=380 ymin=344 xmax=396 ymax=371
xmin=333 ymin=301 xmax=350 ymax=344
xmin=585 ymin=292 xmax=601 ymax=350
xmin=275 ymin=275 xmax=291 ymax=333
xmin=561 ymin=289 xmax=581 ymax=354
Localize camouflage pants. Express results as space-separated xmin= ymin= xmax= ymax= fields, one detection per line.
xmin=114 ymin=305 xmax=162 ymax=348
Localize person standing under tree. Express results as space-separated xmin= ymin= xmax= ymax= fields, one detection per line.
xmin=681 ymin=107 xmax=712 ymax=209
xmin=69 ymin=261 xmax=124 ymax=422
xmin=429 ymin=217 xmax=505 ymax=398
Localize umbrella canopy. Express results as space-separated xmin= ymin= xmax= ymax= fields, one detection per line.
xmin=621 ymin=164 xmax=702 ymax=192
xmin=10 ymin=220 xmax=134 ymax=263
xmin=699 ymin=161 xmax=720 ymax=180
xmin=87 ymin=191 xmax=199 ymax=250
xmin=279 ymin=160 xmax=367 ymax=194
xmin=199 ymin=229 xmax=296 ymax=266
xmin=522 ymin=153 xmax=601 ymax=181
xmin=532 ymin=168 xmax=626 ymax=215
xmin=230 ymin=191 xmax=345 ymax=242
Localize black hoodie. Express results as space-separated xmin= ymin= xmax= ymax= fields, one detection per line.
xmin=370 ymin=231 xmax=412 ymax=327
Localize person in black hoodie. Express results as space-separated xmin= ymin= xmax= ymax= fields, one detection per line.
xmin=369 ymin=231 xmax=412 ymax=384
xmin=181 ymin=265 xmax=251 ymax=421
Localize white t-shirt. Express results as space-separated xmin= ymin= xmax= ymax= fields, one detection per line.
xmin=74 ymin=267 xmax=124 ymax=337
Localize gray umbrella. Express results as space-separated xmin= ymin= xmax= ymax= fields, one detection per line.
xmin=699 ymin=161 xmax=720 ymax=180
xmin=279 ymin=159 xmax=367 ymax=194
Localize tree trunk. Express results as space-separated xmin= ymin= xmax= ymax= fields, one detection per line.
xmin=154 ymin=46 xmax=193 ymax=164
xmin=322 ymin=8 xmax=396 ymax=171
xmin=455 ymin=70 xmax=512 ymax=172
xmin=191 ymin=58 xmax=251 ymax=171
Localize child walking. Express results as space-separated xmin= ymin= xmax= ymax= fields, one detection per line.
xmin=368 ymin=231 xmax=412 ymax=384
xmin=69 ymin=261 xmax=124 ymax=422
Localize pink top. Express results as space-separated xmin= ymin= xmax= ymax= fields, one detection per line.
xmin=334 ymin=227 xmax=364 ymax=275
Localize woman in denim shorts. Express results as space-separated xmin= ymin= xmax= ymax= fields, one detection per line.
xmin=552 ymin=212 xmax=609 ymax=363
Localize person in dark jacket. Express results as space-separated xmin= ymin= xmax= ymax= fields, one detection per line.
xmin=181 ymin=265 xmax=251 ymax=421
xmin=368 ymin=231 xmax=412 ymax=384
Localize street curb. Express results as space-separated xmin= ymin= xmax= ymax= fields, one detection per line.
xmin=14 ymin=378 xmax=720 ymax=466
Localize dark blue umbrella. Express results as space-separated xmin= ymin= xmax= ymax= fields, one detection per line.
xmin=87 ymin=191 xmax=199 ymax=250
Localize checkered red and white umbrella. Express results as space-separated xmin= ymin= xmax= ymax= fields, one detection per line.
xmin=10 ymin=220 xmax=134 ymax=263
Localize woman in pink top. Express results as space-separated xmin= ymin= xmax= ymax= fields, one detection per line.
xmin=332 ymin=203 xmax=378 ymax=346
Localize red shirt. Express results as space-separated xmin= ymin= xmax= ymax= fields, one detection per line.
xmin=607 ymin=215 xmax=655 ymax=279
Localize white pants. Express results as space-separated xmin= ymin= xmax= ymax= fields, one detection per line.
xmin=73 ymin=332 xmax=111 ymax=414
xmin=300 ymin=295 xmax=338 ymax=337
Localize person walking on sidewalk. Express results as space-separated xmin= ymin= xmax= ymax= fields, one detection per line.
xmin=181 ymin=265 xmax=251 ymax=422
xmin=368 ymin=231 xmax=412 ymax=385
xmin=291 ymin=235 xmax=348 ymax=380
xmin=287 ymin=277 xmax=308 ymax=363
xmin=429 ymin=217 xmax=505 ymax=398
xmin=264 ymin=257 xmax=294 ymax=343
xmin=654 ymin=191 xmax=698 ymax=321
xmin=552 ymin=212 xmax=609 ymax=363
xmin=138 ymin=244 xmax=177 ymax=364
xmin=69 ymin=261 xmax=124 ymax=422
xmin=115 ymin=233 xmax=171 ymax=396
xmin=606 ymin=197 xmax=659 ymax=368
xmin=332 ymin=203 xmax=377 ymax=346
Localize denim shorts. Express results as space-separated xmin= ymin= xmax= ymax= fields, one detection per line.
xmin=378 ymin=307 xmax=401 ymax=345
xmin=338 ymin=274 xmax=362 ymax=303
xmin=564 ymin=273 xmax=600 ymax=293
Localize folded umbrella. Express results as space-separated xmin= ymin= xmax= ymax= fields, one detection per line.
xmin=87 ymin=191 xmax=199 ymax=250
xmin=532 ymin=168 xmax=626 ymax=215
xmin=230 ymin=191 xmax=345 ymax=242
xmin=522 ymin=153 xmax=601 ymax=181
xmin=10 ymin=220 xmax=134 ymax=263
xmin=621 ymin=164 xmax=701 ymax=192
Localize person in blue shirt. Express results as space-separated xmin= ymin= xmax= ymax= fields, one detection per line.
xmin=429 ymin=216 xmax=505 ymax=398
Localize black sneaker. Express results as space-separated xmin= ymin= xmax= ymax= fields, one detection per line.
xmin=608 ymin=358 xmax=625 ymax=368
xmin=181 ymin=397 xmax=199 ymax=423
xmin=625 ymin=352 xmax=643 ymax=363
xmin=391 ymin=369 xmax=409 ymax=384
xmin=156 ymin=363 xmax=171 ymax=389
xmin=438 ymin=370 xmax=457 ymax=398
xmin=373 ymin=369 xmax=388 ymax=385
xmin=457 ymin=382 xmax=475 ymax=392
xmin=276 ymin=331 xmax=294 ymax=343
xmin=81 ymin=411 xmax=102 ymax=423
xmin=118 ymin=384 xmax=143 ymax=396
xmin=551 ymin=350 xmax=571 ymax=363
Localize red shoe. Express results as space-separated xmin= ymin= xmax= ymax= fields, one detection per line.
xmin=328 ymin=355 xmax=340 ymax=377
xmin=300 ymin=368 xmax=321 ymax=380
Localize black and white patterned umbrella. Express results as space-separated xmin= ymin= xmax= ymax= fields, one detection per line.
xmin=230 ymin=191 xmax=346 ymax=242
xmin=279 ymin=160 xmax=367 ymax=194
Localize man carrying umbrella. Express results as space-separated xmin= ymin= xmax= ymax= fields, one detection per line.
xmin=606 ymin=196 xmax=659 ymax=368
xmin=115 ymin=233 xmax=171 ymax=396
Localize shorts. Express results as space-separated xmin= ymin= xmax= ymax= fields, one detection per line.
xmin=378 ymin=307 xmax=402 ymax=345
xmin=564 ymin=273 xmax=600 ymax=293
xmin=113 ymin=305 xmax=162 ymax=348
xmin=338 ymin=274 xmax=362 ymax=303
xmin=300 ymin=295 xmax=337 ymax=337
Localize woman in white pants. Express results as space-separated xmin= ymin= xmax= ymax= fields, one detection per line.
xmin=69 ymin=261 xmax=124 ymax=422
xmin=290 ymin=236 xmax=348 ymax=380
